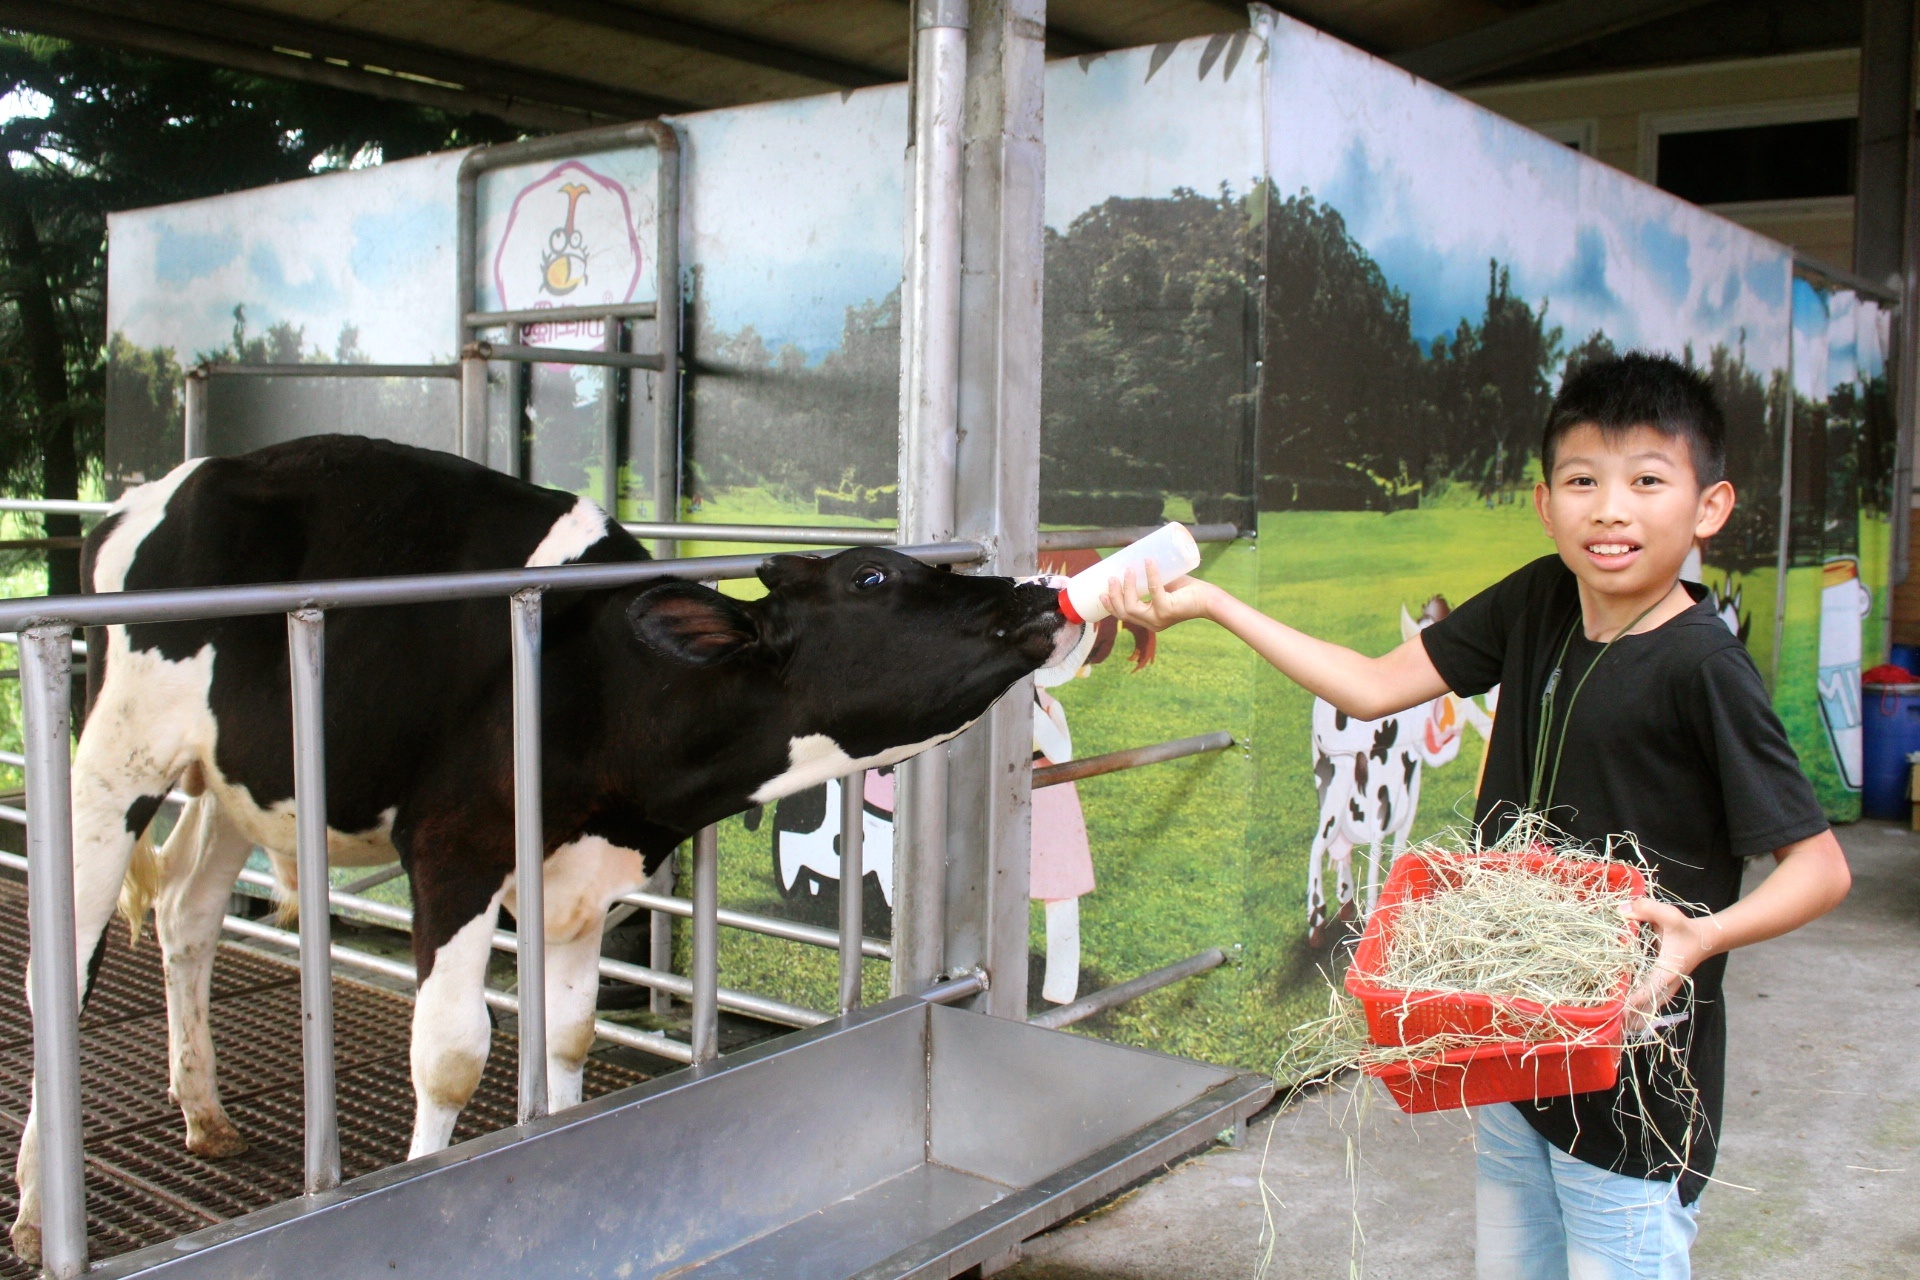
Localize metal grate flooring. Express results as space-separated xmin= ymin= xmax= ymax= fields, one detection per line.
xmin=0 ymin=880 xmax=651 ymax=1275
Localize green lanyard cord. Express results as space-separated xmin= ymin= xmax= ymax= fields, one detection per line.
xmin=1527 ymin=586 xmax=1677 ymax=812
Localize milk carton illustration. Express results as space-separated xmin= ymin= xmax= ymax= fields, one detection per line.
xmin=1817 ymin=556 xmax=1870 ymax=790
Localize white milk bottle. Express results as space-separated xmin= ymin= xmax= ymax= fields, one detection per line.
xmin=1058 ymin=522 xmax=1201 ymax=625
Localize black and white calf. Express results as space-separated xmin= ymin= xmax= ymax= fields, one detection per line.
xmin=10 ymin=435 xmax=1078 ymax=1264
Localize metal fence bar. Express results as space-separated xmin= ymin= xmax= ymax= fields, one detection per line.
xmin=616 ymin=889 xmax=892 ymax=959
xmin=19 ymin=626 xmax=86 ymax=1278
xmin=183 ymin=368 xmax=209 ymax=461
xmin=226 ymin=868 xmax=825 ymax=1029
xmin=619 ymin=522 xmax=896 ymax=546
xmin=466 ymin=302 xmax=658 ymax=328
xmin=212 ymin=911 xmax=697 ymax=1065
xmin=459 ymin=352 xmax=489 ymax=465
xmin=286 ymin=609 xmax=340 ymax=1194
xmin=649 ymin=859 xmax=675 ymax=1017
xmin=1036 ymin=522 xmax=1240 ymax=554
xmin=690 ymin=825 xmax=719 ymax=1063
xmin=198 ymin=363 xmax=460 ymax=379
xmin=508 ymin=589 xmax=548 ymax=1123
xmin=1033 ymin=731 xmax=1235 ymax=790
xmin=838 ymin=769 xmax=865 ymax=1015
xmin=601 ymin=318 xmax=622 ymax=518
xmin=1028 ymin=948 xmax=1228 ymax=1031
xmin=470 ymin=341 xmax=664 ymax=372
xmin=0 ymin=847 xmax=709 ymax=1070
xmin=0 ymin=541 xmax=985 ymax=633
xmin=0 ymin=499 xmax=111 ymax=517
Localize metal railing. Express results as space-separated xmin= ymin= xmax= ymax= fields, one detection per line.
xmin=0 ymin=513 xmax=1246 ymax=1276
xmin=0 ymin=539 xmax=978 ymax=1278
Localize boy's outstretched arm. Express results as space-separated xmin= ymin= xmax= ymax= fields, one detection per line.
xmin=1101 ymin=563 xmax=1452 ymax=721
xmin=1626 ymin=829 xmax=1851 ymax=1022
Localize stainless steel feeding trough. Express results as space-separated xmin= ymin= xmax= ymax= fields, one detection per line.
xmin=91 ymin=992 xmax=1271 ymax=1280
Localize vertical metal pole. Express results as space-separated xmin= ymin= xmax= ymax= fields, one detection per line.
xmin=945 ymin=0 xmax=1046 ymax=1018
xmin=183 ymin=366 xmax=209 ymax=461
xmin=20 ymin=626 xmax=86 ymax=1278
xmin=459 ymin=348 xmax=490 ymax=466
xmin=653 ymin=130 xmax=683 ymax=556
xmin=509 ymin=590 xmax=548 ymax=1122
xmin=509 ymin=323 xmax=529 ymax=482
xmin=894 ymin=0 xmax=969 ymax=997
xmin=689 ymin=824 xmax=719 ymax=1062
xmin=602 ymin=319 xmax=623 ymax=518
xmin=838 ymin=771 xmax=866 ymax=1014
xmin=649 ymin=855 xmax=676 ymax=1017
xmin=644 ymin=133 xmax=681 ymax=1019
xmin=1857 ymin=0 xmax=1919 ymax=584
xmin=286 ymin=609 xmax=339 ymax=1194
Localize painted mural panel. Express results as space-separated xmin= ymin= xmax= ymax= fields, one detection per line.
xmin=104 ymin=150 xmax=464 ymax=494
xmin=1253 ymin=14 xmax=1797 ymax=1054
xmin=96 ymin=17 xmax=1855 ymax=1075
xmin=701 ymin=37 xmax=1271 ymax=1055
xmin=1779 ymin=276 xmax=1888 ymax=821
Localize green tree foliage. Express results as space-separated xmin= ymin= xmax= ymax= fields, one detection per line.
xmin=684 ymin=269 xmax=902 ymax=514
xmin=0 ymin=31 xmax=517 ymax=588
xmin=1043 ymin=186 xmax=1259 ymax=524
xmin=1262 ymin=194 xmax=1568 ymax=510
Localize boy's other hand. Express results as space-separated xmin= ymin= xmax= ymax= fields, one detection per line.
xmin=1623 ymin=897 xmax=1719 ymax=1029
xmin=1101 ymin=562 xmax=1215 ymax=631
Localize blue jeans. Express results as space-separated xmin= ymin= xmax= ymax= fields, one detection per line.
xmin=1475 ymin=1103 xmax=1699 ymax=1280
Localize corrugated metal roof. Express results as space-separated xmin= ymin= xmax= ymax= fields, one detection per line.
xmin=8 ymin=0 xmax=1858 ymax=131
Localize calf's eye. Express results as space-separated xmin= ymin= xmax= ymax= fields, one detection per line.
xmin=852 ymin=567 xmax=887 ymax=590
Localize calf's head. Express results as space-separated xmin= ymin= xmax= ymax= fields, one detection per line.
xmin=628 ymin=548 xmax=1079 ymax=801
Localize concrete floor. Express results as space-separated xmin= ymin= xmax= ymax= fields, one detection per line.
xmin=1003 ymin=822 xmax=1920 ymax=1280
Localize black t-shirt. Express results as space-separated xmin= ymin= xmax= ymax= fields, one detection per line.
xmin=1420 ymin=554 xmax=1828 ymax=1202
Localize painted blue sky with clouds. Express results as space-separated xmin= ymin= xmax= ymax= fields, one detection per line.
xmin=110 ymin=20 xmax=1792 ymax=386
xmin=1265 ymin=17 xmax=1791 ymax=372
xmin=110 ymin=150 xmax=461 ymax=363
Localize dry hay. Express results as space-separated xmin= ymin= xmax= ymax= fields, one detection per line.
xmin=1275 ymin=815 xmax=1663 ymax=1089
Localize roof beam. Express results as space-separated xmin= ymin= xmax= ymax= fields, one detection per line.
xmin=487 ymin=0 xmax=898 ymax=88
xmin=1392 ymin=0 xmax=1724 ymax=85
xmin=8 ymin=0 xmax=684 ymax=125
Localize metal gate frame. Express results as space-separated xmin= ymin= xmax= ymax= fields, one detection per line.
xmin=455 ymin=121 xmax=681 ymax=531
xmin=0 ymin=538 xmax=983 ymax=1277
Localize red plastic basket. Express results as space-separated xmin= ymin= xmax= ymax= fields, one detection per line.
xmin=1366 ymin=1036 xmax=1623 ymax=1115
xmin=1344 ymin=846 xmax=1647 ymax=1114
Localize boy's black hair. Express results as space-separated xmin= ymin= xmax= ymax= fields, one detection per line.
xmin=1541 ymin=352 xmax=1726 ymax=487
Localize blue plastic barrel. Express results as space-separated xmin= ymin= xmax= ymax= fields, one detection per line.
xmin=1890 ymin=643 xmax=1920 ymax=675
xmin=1861 ymin=680 xmax=1920 ymax=820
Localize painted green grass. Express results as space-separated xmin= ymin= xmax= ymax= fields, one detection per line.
xmin=691 ymin=503 xmax=1557 ymax=1069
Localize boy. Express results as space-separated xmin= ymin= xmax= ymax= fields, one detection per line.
xmin=1104 ymin=354 xmax=1852 ymax=1279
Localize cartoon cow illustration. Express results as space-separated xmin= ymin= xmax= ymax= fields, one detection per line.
xmin=767 ymin=769 xmax=896 ymax=905
xmin=1305 ymin=596 xmax=1494 ymax=947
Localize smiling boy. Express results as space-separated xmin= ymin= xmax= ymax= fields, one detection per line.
xmin=1106 ymin=354 xmax=1852 ymax=1279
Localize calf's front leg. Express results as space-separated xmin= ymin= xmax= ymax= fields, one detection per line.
xmin=408 ymin=883 xmax=507 ymax=1158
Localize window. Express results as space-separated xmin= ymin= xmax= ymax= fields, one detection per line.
xmin=1656 ymin=116 xmax=1856 ymax=205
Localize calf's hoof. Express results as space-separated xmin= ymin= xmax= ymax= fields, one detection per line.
xmin=10 ymin=1218 xmax=41 ymax=1267
xmin=185 ymin=1118 xmax=248 ymax=1159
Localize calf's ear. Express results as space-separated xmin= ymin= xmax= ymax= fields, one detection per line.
xmin=627 ymin=582 xmax=761 ymax=665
